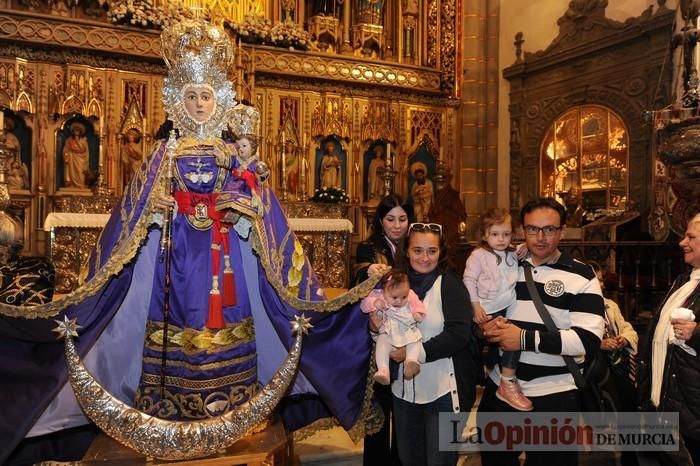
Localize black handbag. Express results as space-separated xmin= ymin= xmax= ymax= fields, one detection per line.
xmin=523 ymin=264 xmax=617 ymax=412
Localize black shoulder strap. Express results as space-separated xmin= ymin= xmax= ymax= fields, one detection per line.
xmin=523 ymin=263 xmax=587 ymax=389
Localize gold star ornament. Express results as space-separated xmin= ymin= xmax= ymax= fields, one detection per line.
xmin=52 ymin=315 xmax=81 ymax=339
xmin=291 ymin=314 xmax=313 ymax=336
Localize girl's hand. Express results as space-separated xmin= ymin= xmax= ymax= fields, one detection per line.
xmin=472 ymin=303 xmax=490 ymax=324
xmin=514 ymin=243 xmax=529 ymax=260
xmin=153 ymin=194 xmax=175 ymax=212
xmin=412 ymin=312 xmax=423 ymax=323
xmin=374 ymin=299 xmax=388 ymax=312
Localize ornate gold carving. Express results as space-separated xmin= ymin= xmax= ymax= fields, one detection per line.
xmin=440 ymin=0 xmax=456 ymax=93
xmin=252 ymin=48 xmax=441 ymax=92
xmin=353 ymin=23 xmax=384 ymax=58
xmin=361 ymin=101 xmax=398 ymax=142
xmin=426 ymin=0 xmax=438 ymax=68
xmin=281 ymin=200 xmax=348 ymax=218
xmin=0 ymin=12 xmax=161 ymax=60
xmin=308 ymin=15 xmax=341 ymax=52
xmin=294 ymin=230 xmax=348 ymax=288
xmin=310 ymin=95 xmax=351 ymax=139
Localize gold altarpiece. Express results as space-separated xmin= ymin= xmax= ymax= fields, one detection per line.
xmin=0 ymin=0 xmax=460 ymax=290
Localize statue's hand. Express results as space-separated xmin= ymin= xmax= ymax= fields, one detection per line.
xmin=255 ymin=161 xmax=271 ymax=184
xmin=221 ymin=210 xmax=240 ymax=225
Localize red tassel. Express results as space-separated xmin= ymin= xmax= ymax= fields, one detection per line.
xmin=223 ymin=270 xmax=237 ymax=307
xmin=207 ymin=292 xmax=225 ymax=329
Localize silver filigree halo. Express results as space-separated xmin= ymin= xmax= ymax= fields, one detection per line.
xmin=161 ymin=19 xmax=237 ymax=140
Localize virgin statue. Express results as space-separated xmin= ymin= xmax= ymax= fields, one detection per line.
xmin=0 ymin=19 xmax=379 ymax=464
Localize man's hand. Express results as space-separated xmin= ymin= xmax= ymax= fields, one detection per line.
xmin=614 ymin=336 xmax=629 ymax=348
xmin=390 ymin=346 xmax=406 ymax=363
xmin=601 ymin=338 xmax=619 ymax=351
xmin=368 ymin=311 xmax=382 ymax=333
xmin=482 ymin=316 xmax=522 ymax=351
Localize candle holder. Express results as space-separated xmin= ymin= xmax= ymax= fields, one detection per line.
xmin=279 ymin=140 xmax=288 ymax=202
xmin=353 ymin=158 xmax=361 ymax=204
xmin=381 ymin=163 xmax=397 ymax=197
xmin=299 ymin=141 xmax=309 ymax=202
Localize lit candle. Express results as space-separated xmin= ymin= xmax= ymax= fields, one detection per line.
xmin=302 ymin=133 xmax=307 ymax=148
xmin=387 ymin=142 xmax=392 ymax=167
xmin=100 ymin=115 xmax=104 ymax=137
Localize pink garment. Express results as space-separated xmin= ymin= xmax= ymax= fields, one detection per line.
xmin=462 ymin=247 xmax=513 ymax=303
xmin=361 ymin=288 xmax=426 ymax=320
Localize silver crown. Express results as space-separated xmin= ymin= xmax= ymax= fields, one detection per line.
xmin=229 ymin=103 xmax=261 ymax=140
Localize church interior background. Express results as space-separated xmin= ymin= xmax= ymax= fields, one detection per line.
xmin=0 ymin=0 xmax=697 ymax=324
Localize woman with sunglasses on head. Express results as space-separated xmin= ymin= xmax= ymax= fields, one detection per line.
xmin=389 ymin=222 xmax=478 ymax=466
xmin=354 ymin=193 xmax=414 ymax=466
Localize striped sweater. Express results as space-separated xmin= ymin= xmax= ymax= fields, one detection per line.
xmin=488 ymin=251 xmax=606 ymax=397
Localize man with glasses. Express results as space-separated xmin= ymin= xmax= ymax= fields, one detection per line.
xmin=479 ymin=197 xmax=605 ymax=466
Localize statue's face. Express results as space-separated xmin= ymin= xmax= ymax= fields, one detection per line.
xmin=238 ymin=137 xmax=253 ymax=160
xmin=182 ymin=84 xmax=216 ymax=123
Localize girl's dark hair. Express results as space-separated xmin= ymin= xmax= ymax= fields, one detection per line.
xmin=381 ymin=269 xmax=409 ymax=291
xmin=479 ymin=207 xmax=515 ymax=265
xmin=368 ymin=194 xmax=415 ymax=248
xmin=405 ymin=225 xmax=449 ymax=273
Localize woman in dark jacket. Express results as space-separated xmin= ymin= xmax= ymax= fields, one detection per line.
xmin=354 ymin=194 xmax=414 ymax=466
xmin=354 ymin=194 xmax=414 ymax=285
xmin=637 ymin=213 xmax=700 ymax=466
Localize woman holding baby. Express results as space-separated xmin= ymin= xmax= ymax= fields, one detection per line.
xmin=637 ymin=212 xmax=700 ymax=466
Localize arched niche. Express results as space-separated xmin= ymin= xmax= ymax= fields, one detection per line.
xmin=55 ymin=114 xmax=99 ymax=191
xmin=503 ymin=3 xmax=674 ymax=225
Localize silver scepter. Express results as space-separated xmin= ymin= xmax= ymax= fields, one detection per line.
xmin=159 ymin=130 xmax=177 ymax=261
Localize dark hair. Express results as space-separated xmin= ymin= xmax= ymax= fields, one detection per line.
xmin=381 ymin=269 xmax=409 ymax=291
xmin=519 ymin=197 xmax=567 ymax=226
xmin=405 ymin=225 xmax=449 ymax=273
xmin=368 ymin=194 xmax=415 ymax=247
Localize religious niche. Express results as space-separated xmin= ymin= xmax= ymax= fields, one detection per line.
xmin=315 ymin=135 xmax=346 ymax=192
xmin=354 ymin=0 xmax=385 ymax=58
xmin=307 ymin=0 xmax=341 ymax=52
xmin=2 ymin=109 xmax=31 ymax=192
xmin=277 ymin=96 xmax=311 ymax=202
xmin=364 ymin=140 xmax=388 ymax=202
xmin=539 ymin=105 xmax=629 ymax=226
xmin=119 ymin=97 xmax=145 ymax=187
xmin=407 ymin=136 xmax=437 ymax=222
xmin=55 ymin=115 xmax=99 ymax=191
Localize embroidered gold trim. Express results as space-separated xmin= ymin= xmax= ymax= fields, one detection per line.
xmin=142 ymin=352 xmax=256 ymax=371
xmin=141 ymin=366 xmax=257 ymax=390
xmin=135 ymin=383 xmax=257 ymax=420
xmin=144 ymin=318 xmax=255 ymax=354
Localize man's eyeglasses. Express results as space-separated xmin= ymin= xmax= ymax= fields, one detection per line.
xmin=409 ymin=222 xmax=443 ymax=236
xmin=523 ymin=225 xmax=562 ymax=237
